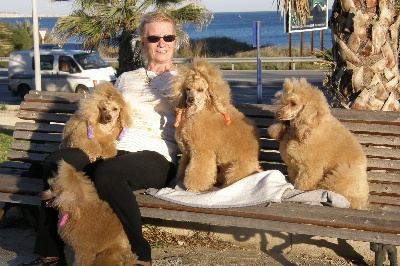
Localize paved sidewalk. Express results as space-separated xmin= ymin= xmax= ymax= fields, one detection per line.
xmin=0 ymin=108 xmax=25 ymax=129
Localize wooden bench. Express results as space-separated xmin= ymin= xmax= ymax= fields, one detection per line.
xmin=0 ymin=90 xmax=399 ymax=265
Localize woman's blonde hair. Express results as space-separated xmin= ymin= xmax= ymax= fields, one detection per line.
xmin=138 ymin=11 xmax=176 ymax=38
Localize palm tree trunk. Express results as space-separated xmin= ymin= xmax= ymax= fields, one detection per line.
xmin=324 ymin=0 xmax=400 ymax=111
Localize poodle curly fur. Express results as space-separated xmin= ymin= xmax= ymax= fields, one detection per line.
xmin=61 ymin=81 xmax=132 ymax=162
xmin=267 ymin=78 xmax=369 ymax=209
xmin=40 ymin=160 xmax=137 ymax=265
xmin=170 ymin=59 xmax=260 ymax=192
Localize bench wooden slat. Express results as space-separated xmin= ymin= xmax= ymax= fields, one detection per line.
xmin=7 ymin=151 xmax=48 ymax=163
xmin=330 ymin=108 xmax=400 ymax=125
xmin=368 ymin=200 xmax=400 ymax=213
xmin=0 ymin=174 xmax=43 ymax=195
xmin=26 ymin=90 xmax=88 ymax=103
xmin=369 ymin=182 xmax=400 ymax=196
xmin=259 ymin=152 xmax=282 ymax=162
xmin=252 ymin=117 xmax=400 ymax=137
xmin=259 ymin=139 xmax=279 ymax=150
xmin=0 ymin=192 xmax=41 ymax=205
xmin=0 ymin=161 xmax=32 ymax=170
xmin=367 ymin=157 xmax=400 ymax=171
xmin=0 ymin=168 xmax=28 ymax=176
xmin=368 ymin=196 xmax=400 ymax=211
xmin=363 ymin=147 xmax=400 ymax=160
xmin=14 ymin=122 xmax=65 ymax=133
xmin=356 ymin=135 xmax=400 ymax=147
xmin=237 ymin=104 xmax=400 ymax=125
xmin=13 ymin=131 xmax=62 ymax=143
xmin=368 ymin=172 xmax=400 ymax=183
xmin=251 ymin=117 xmax=274 ymax=128
xmin=259 ymin=144 xmax=400 ymax=161
xmin=20 ymin=101 xmax=78 ymax=114
xmin=10 ymin=142 xmax=60 ymax=154
xmin=343 ymin=122 xmax=400 ymax=136
xmin=18 ymin=110 xmax=71 ymax=123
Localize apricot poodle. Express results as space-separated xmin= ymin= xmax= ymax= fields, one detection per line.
xmin=61 ymin=81 xmax=132 ymax=162
xmin=170 ymin=59 xmax=260 ymax=192
xmin=267 ymin=78 xmax=369 ymax=209
xmin=40 ymin=160 xmax=137 ymax=265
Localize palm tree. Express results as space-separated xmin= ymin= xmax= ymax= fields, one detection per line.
xmin=53 ymin=0 xmax=212 ymax=76
xmin=277 ymin=0 xmax=399 ymax=111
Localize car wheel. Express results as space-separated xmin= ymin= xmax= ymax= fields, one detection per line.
xmin=18 ymin=84 xmax=31 ymax=99
xmin=75 ymin=85 xmax=89 ymax=94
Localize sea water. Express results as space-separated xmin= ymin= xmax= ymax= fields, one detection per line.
xmin=0 ymin=11 xmax=333 ymax=49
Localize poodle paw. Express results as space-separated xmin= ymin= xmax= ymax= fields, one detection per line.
xmin=101 ymin=148 xmax=117 ymax=160
xmin=86 ymin=153 xmax=100 ymax=162
xmin=82 ymin=146 xmax=102 ymax=162
xmin=267 ymin=123 xmax=285 ymax=141
xmin=297 ymin=126 xmax=311 ymax=141
xmin=184 ymin=180 xmax=214 ymax=192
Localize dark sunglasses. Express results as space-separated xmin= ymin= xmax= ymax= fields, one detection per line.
xmin=146 ymin=35 xmax=176 ymax=43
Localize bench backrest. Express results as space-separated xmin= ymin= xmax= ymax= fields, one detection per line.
xmin=1 ymin=90 xmax=399 ymax=213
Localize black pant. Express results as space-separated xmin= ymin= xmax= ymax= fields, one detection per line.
xmin=34 ymin=148 xmax=176 ymax=261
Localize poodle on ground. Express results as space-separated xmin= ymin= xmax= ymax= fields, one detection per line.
xmin=40 ymin=160 xmax=137 ymax=265
xmin=170 ymin=59 xmax=260 ymax=192
xmin=61 ymin=81 xmax=132 ymax=162
xmin=267 ymin=78 xmax=369 ymax=209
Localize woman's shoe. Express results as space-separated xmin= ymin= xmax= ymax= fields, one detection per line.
xmin=20 ymin=257 xmax=66 ymax=266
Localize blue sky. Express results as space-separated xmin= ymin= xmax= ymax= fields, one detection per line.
xmin=0 ymin=0 xmax=331 ymax=15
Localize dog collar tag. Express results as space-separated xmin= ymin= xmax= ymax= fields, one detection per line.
xmin=87 ymin=125 xmax=93 ymax=139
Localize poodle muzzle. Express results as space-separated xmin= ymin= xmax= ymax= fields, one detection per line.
xmin=39 ymin=189 xmax=57 ymax=207
xmin=101 ymin=110 xmax=113 ymax=123
xmin=186 ymin=96 xmax=195 ymax=107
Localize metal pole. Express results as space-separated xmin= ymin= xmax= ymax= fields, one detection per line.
xmin=320 ymin=30 xmax=324 ymax=51
xmin=254 ymin=21 xmax=262 ymax=104
xmin=32 ymin=0 xmax=41 ymax=91
xmin=311 ymin=31 xmax=314 ymax=55
xmin=288 ymin=33 xmax=292 ymax=70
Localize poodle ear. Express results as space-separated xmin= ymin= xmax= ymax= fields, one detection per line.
xmin=195 ymin=59 xmax=232 ymax=113
xmin=76 ymin=97 xmax=100 ymax=127
xmin=169 ymin=67 xmax=191 ymax=109
xmin=176 ymin=89 xmax=187 ymax=109
xmin=207 ymin=80 xmax=232 ymax=113
xmin=118 ymin=101 xmax=133 ymax=128
xmin=282 ymin=78 xmax=295 ymax=93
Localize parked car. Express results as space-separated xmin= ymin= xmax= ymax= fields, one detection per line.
xmin=8 ymin=48 xmax=116 ymax=98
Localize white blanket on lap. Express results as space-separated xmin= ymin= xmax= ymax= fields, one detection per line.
xmin=145 ymin=170 xmax=350 ymax=209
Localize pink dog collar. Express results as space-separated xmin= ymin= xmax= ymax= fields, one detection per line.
xmin=58 ymin=211 xmax=69 ymax=227
xmin=87 ymin=125 xmax=93 ymax=139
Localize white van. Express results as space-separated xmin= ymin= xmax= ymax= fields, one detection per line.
xmin=8 ymin=49 xmax=116 ymax=98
